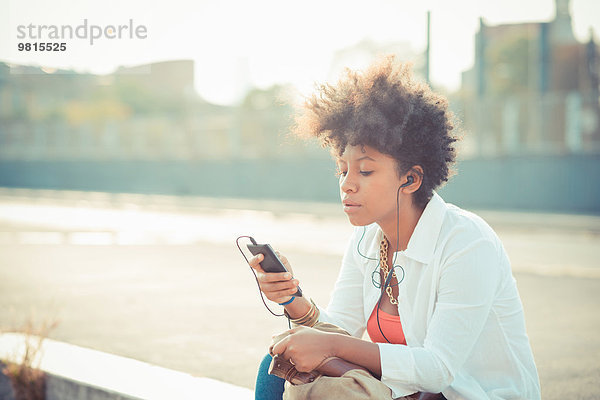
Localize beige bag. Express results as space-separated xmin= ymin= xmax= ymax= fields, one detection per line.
xmin=282 ymin=368 xmax=395 ymax=400
xmin=269 ymin=322 xmax=392 ymax=400
xmin=269 ymin=322 xmax=444 ymax=400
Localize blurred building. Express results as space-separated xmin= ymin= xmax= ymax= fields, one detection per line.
xmin=112 ymin=60 xmax=195 ymax=99
xmin=0 ymin=58 xmax=315 ymax=161
xmin=460 ymin=0 xmax=600 ymax=157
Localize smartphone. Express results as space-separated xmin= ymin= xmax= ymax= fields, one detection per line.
xmin=247 ymin=242 xmax=303 ymax=297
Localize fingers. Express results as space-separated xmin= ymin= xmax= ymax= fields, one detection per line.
xmin=249 ymin=254 xmax=291 ymax=279
xmin=270 ymin=330 xmax=293 ymax=355
xmin=275 ymin=251 xmax=294 ymax=275
xmin=270 ymin=328 xmax=315 ymax=373
xmin=270 ymin=333 xmax=290 ymax=358
xmin=261 ymin=279 xmax=299 ymax=295
xmin=248 ymin=252 xmax=299 ymax=303
xmin=249 ymin=253 xmax=295 ymax=282
xmin=248 ymin=253 xmax=265 ymax=273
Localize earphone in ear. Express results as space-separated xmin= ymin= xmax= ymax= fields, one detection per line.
xmin=400 ymin=176 xmax=414 ymax=188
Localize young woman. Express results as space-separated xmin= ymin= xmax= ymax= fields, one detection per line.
xmin=250 ymin=57 xmax=540 ymax=400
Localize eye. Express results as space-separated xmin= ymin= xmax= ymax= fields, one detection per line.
xmin=359 ymin=171 xmax=373 ymax=176
xmin=336 ymin=169 xmax=347 ymax=177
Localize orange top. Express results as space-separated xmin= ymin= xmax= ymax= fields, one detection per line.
xmin=367 ymin=305 xmax=407 ymax=345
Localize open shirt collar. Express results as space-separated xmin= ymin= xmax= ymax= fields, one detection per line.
xmin=371 ymin=190 xmax=447 ymax=265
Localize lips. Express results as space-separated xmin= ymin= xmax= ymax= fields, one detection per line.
xmin=342 ymin=199 xmax=361 ymax=213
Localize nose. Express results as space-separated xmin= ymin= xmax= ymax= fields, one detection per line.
xmin=340 ymin=172 xmax=357 ymax=193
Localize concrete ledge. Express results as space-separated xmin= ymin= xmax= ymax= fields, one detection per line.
xmin=0 ymin=333 xmax=253 ymax=400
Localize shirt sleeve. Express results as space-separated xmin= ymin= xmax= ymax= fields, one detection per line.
xmin=378 ymin=238 xmax=503 ymax=396
xmin=318 ymin=227 xmax=367 ymax=338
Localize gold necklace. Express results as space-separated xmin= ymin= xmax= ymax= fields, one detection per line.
xmin=379 ymin=237 xmax=398 ymax=305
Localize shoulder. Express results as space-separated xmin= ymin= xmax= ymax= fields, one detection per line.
xmin=436 ymin=202 xmax=509 ymax=275
xmin=440 ymin=202 xmax=501 ymax=248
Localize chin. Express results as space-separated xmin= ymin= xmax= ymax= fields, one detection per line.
xmin=345 ymin=215 xmax=373 ymax=227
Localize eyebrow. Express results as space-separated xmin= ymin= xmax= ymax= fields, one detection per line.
xmin=337 ymin=155 xmax=376 ymax=163
xmin=356 ymin=156 xmax=376 ymax=162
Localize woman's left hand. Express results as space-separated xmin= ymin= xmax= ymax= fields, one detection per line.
xmin=269 ymin=326 xmax=337 ymax=373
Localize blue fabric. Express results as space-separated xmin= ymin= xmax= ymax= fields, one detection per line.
xmin=255 ymin=354 xmax=285 ymax=400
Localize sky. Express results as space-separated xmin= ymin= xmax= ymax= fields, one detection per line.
xmin=1 ymin=0 xmax=599 ymax=105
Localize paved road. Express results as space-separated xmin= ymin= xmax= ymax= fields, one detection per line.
xmin=0 ymin=190 xmax=599 ymax=399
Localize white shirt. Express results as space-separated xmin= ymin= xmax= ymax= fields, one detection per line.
xmin=318 ymin=191 xmax=541 ymax=399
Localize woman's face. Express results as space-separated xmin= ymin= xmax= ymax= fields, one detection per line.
xmin=336 ymin=144 xmax=407 ymax=227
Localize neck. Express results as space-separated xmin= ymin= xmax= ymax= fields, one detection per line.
xmin=378 ymin=201 xmax=425 ymax=253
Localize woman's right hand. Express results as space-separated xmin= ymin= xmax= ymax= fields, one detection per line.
xmin=248 ymin=252 xmax=300 ymax=304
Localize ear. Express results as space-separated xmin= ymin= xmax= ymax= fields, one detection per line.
xmin=402 ymin=165 xmax=423 ymax=194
